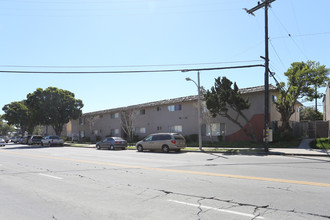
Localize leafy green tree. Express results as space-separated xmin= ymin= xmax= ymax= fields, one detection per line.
xmin=205 ymin=77 xmax=258 ymax=142
xmin=27 ymin=87 xmax=83 ymax=136
xmin=2 ymin=100 xmax=35 ymax=135
xmin=305 ymin=61 xmax=329 ymax=111
xmin=0 ymin=116 xmax=15 ymax=136
xmin=275 ymin=61 xmax=329 ymax=132
xmin=299 ymin=106 xmax=323 ymax=121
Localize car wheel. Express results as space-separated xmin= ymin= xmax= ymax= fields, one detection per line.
xmin=96 ymin=144 xmax=101 ymax=150
xmin=110 ymin=145 xmax=115 ymax=150
xmin=162 ymin=145 xmax=170 ymax=153
xmin=137 ymin=145 xmax=143 ymax=152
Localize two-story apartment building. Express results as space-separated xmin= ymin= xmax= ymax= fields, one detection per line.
xmin=62 ymin=84 xmax=300 ymax=142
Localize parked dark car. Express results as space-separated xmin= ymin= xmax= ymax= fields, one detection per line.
xmin=96 ymin=137 xmax=127 ymax=150
xmin=136 ymin=133 xmax=186 ymax=153
xmin=28 ymin=135 xmax=43 ymax=145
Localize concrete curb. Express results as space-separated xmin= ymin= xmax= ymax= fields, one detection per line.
xmin=65 ymin=144 xmax=330 ymax=157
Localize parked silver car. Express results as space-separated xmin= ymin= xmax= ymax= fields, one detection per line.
xmin=136 ymin=133 xmax=186 ymax=153
xmin=0 ymin=136 xmax=9 ymax=143
xmin=0 ymin=138 xmax=5 ymax=147
xmin=28 ymin=135 xmax=43 ymax=145
xmin=96 ymin=137 xmax=127 ymax=150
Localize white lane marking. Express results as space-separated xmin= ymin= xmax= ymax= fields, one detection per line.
xmin=38 ymin=173 xmax=63 ymax=180
xmin=168 ymin=199 xmax=265 ymax=219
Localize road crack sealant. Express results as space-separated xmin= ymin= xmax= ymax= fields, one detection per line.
xmin=148 ymin=188 xmax=330 ymax=219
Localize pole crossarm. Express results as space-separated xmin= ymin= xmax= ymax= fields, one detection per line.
xmin=244 ymin=0 xmax=276 ymax=16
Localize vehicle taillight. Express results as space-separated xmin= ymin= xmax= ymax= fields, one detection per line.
xmin=171 ymin=140 xmax=176 ymax=144
xmin=115 ymin=141 xmax=119 ymax=144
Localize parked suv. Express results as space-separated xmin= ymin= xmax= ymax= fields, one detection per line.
xmin=136 ymin=133 xmax=186 ymax=153
xmin=28 ymin=135 xmax=43 ymax=145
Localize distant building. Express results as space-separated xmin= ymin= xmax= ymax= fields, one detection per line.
xmin=323 ymin=83 xmax=330 ymax=121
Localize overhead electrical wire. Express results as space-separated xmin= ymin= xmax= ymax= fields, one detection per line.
xmin=269 ymin=39 xmax=286 ymax=72
xmin=271 ymin=32 xmax=330 ymax=40
xmin=270 ymin=8 xmax=309 ymax=60
xmin=0 ymin=64 xmax=265 ymax=75
xmin=0 ymin=60 xmax=263 ymax=69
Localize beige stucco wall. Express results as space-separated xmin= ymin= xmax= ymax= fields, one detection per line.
xmin=65 ymin=88 xmax=301 ymax=141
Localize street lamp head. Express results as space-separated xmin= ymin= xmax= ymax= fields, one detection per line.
xmin=185 ymin=77 xmax=192 ymax=81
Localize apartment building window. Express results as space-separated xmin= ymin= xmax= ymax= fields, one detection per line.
xmin=168 ymin=104 xmax=182 ymax=112
xmin=79 ymin=118 xmax=85 ymax=125
xmin=138 ymin=109 xmax=146 ymax=115
xmin=135 ymin=127 xmax=146 ymax=134
xmin=157 ymin=107 xmax=162 ymax=111
xmin=80 ymin=130 xmax=85 ymax=138
xmin=157 ymin=126 xmax=162 ymax=131
xmin=111 ymin=113 xmax=119 ymax=119
xmin=93 ymin=130 xmax=98 ymax=135
xmin=272 ymin=95 xmax=278 ymax=103
xmin=168 ymin=125 xmax=182 ymax=133
xmin=110 ymin=128 xmax=119 ymax=135
xmin=205 ymin=123 xmax=225 ymax=136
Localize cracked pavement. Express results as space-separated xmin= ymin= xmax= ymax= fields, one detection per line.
xmin=1 ymin=145 xmax=330 ymax=219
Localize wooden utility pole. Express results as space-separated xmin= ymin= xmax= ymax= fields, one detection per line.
xmin=245 ymin=0 xmax=276 ymax=153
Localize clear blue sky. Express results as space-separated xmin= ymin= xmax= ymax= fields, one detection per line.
xmin=0 ymin=0 xmax=329 ymax=115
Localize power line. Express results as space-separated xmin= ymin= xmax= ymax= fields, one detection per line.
xmin=0 ymin=60 xmax=262 ymax=69
xmin=269 ymin=39 xmax=286 ymax=71
xmin=0 ymin=64 xmax=265 ymax=75
xmin=270 ymin=8 xmax=309 ymax=60
xmin=271 ymin=31 xmax=330 ymax=40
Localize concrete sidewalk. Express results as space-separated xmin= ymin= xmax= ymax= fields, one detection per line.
xmin=269 ymin=148 xmax=330 ymax=157
xmin=66 ymin=140 xmax=330 ymax=157
xmin=268 ymin=138 xmax=330 ymax=157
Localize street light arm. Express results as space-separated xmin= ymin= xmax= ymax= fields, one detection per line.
xmin=185 ymin=77 xmax=198 ymax=88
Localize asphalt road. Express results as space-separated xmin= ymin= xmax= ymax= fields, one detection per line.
xmin=1 ymin=143 xmax=330 ymax=220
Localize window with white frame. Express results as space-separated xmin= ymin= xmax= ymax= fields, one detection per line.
xmin=272 ymin=95 xmax=278 ymax=103
xmin=206 ymin=123 xmax=225 ymax=136
xmin=168 ymin=125 xmax=182 ymax=133
xmin=111 ymin=113 xmax=119 ymax=119
xmin=80 ymin=130 xmax=85 ymax=138
xmin=138 ymin=109 xmax=146 ymax=115
xmin=168 ymin=104 xmax=182 ymax=112
xmin=110 ymin=128 xmax=119 ymax=135
xmin=135 ymin=127 xmax=146 ymax=134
